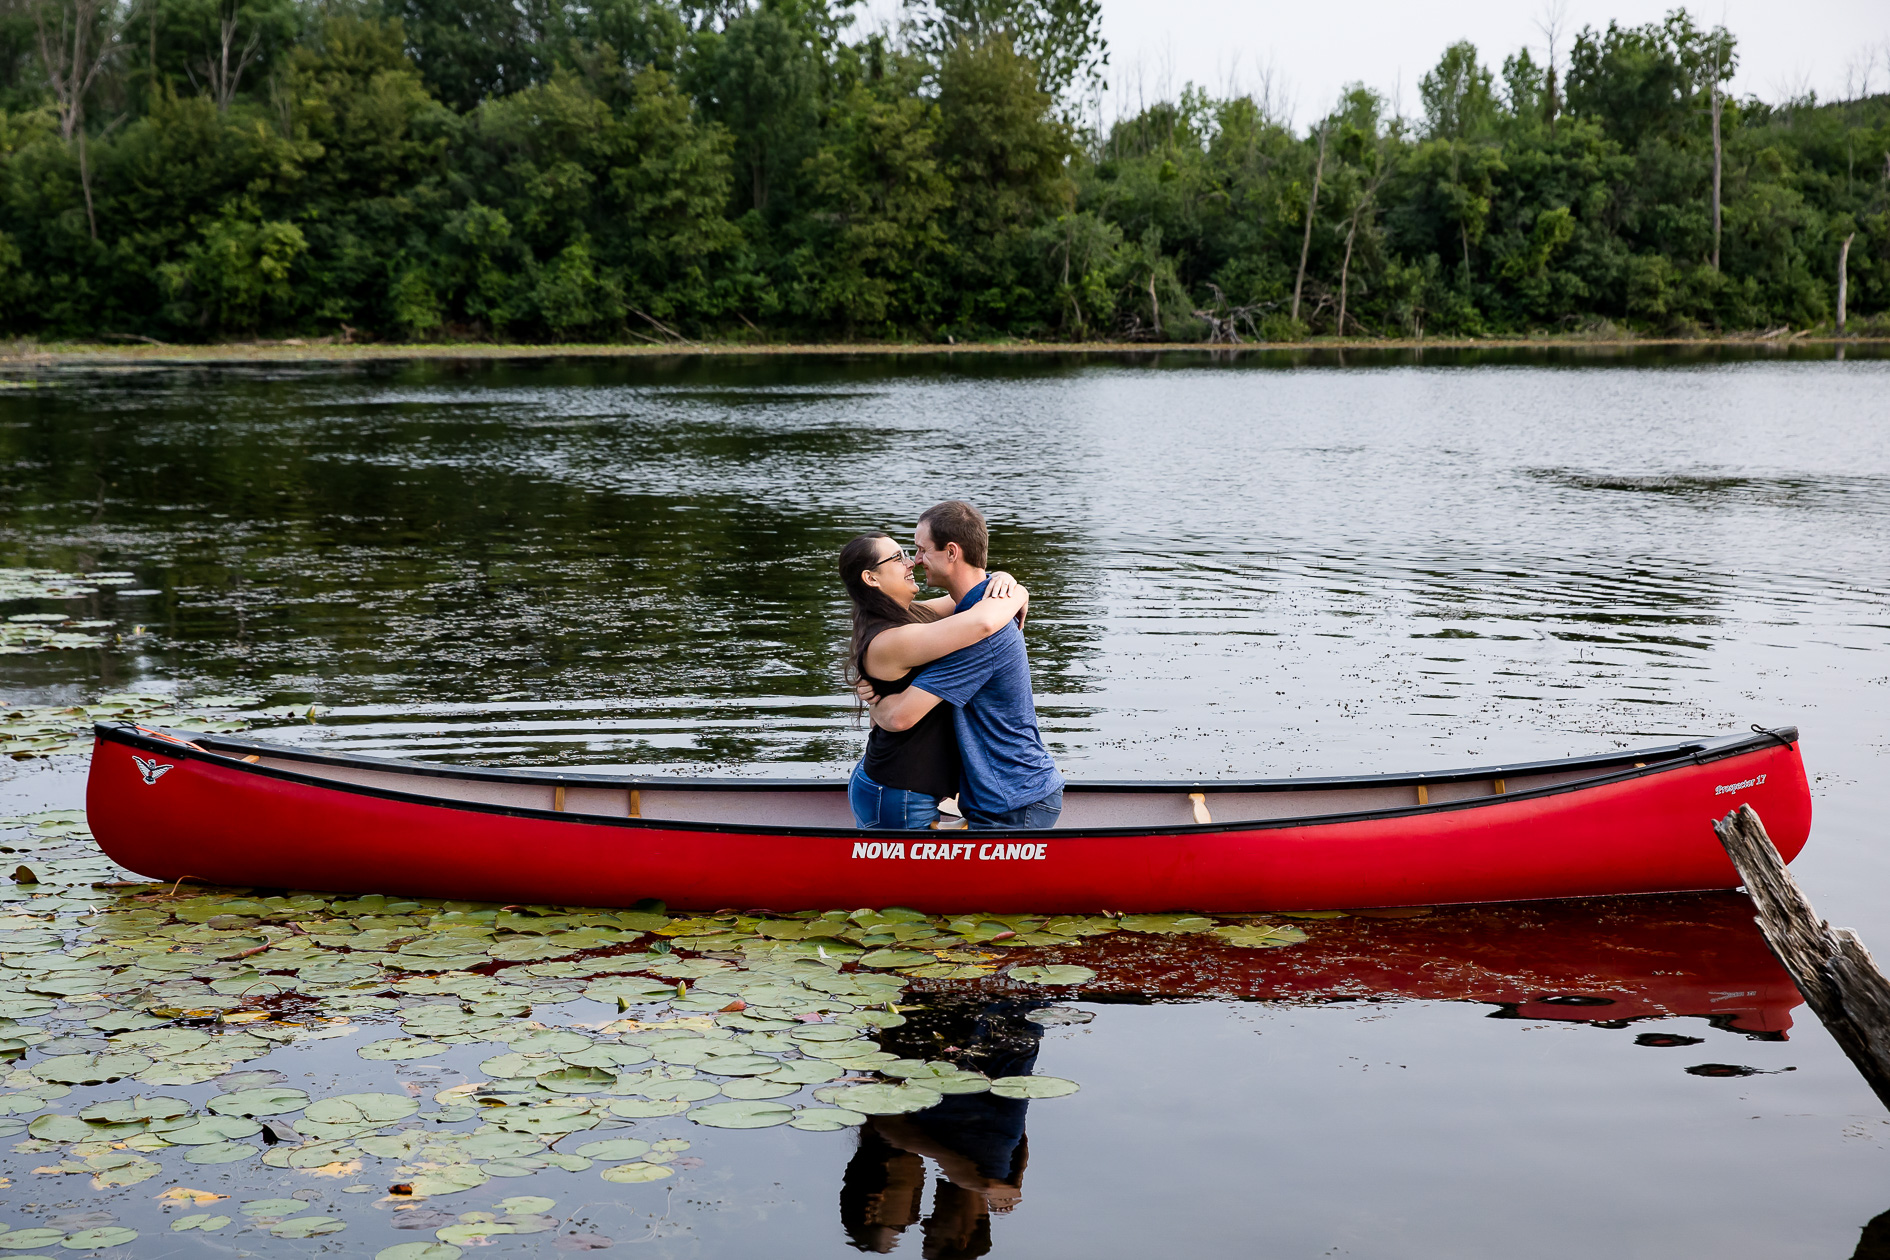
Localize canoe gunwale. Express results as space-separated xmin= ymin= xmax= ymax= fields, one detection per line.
xmin=91 ymin=722 xmax=1798 ymax=841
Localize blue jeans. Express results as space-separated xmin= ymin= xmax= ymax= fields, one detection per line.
xmin=964 ymin=789 xmax=1063 ymax=830
xmin=848 ymin=764 xmax=940 ymax=829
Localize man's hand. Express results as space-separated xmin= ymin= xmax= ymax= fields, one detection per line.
xmin=854 ymin=679 xmax=880 ymax=706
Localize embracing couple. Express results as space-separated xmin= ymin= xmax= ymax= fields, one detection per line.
xmin=839 ymin=500 xmax=1063 ymax=832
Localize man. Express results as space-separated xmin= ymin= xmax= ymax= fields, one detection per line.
xmin=862 ymin=500 xmax=1064 ymax=829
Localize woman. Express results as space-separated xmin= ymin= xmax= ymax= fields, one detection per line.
xmin=839 ymin=532 xmax=1027 ymax=829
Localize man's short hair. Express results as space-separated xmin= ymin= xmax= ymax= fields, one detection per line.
xmin=918 ymin=500 xmax=988 ymax=568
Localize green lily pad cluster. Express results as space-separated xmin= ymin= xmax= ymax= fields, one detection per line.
xmin=0 ymin=691 xmax=257 ymax=760
xmin=0 ymin=797 xmax=1314 ymax=1245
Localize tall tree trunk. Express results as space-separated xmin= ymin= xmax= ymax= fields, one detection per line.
xmin=1710 ymin=43 xmax=1724 ymax=271
xmin=79 ymin=128 xmax=97 ymax=239
xmin=1339 ymin=203 xmax=1362 ymax=336
xmin=1291 ymin=125 xmax=1327 ymax=325
xmin=1838 ymin=232 xmax=1856 ymax=333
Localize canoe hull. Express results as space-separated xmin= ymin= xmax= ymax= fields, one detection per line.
xmin=84 ymin=725 xmax=1812 ymax=913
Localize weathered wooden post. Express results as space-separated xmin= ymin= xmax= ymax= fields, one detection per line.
xmin=1715 ymin=804 xmax=1890 ymax=1110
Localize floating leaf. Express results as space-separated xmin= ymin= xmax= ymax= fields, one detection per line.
xmin=765 ymin=1059 xmax=844 ymax=1086
xmin=1115 ymin=914 xmax=1213 ymax=934
xmin=1007 ymin=965 xmax=1096 ymax=986
xmin=185 ymin=1140 xmax=259 ymax=1164
xmin=497 ymin=1196 xmax=557 ymax=1215
xmin=811 ymin=1083 xmax=942 ymax=1115
xmin=507 ymin=1029 xmax=591 ymax=1054
xmin=0 ymin=1228 xmax=67 ymax=1249
xmin=359 ymin=1038 xmax=448 ymax=1061
xmin=31 ymin=1051 xmax=153 ymax=1083
xmin=689 ymin=1099 xmax=794 ymax=1128
xmin=271 ymin=1216 xmax=346 ymax=1238
xmin=27 ymin=1114 xmax=98 ymax=1141
xmin=989 ymin=1075 xmax=1080 ymax=1099
xmin=164 ymin=1115 xmax=263 ymax=1145
xmin=376 ymin=1244 xmax=464 ymax=1260
xmin=598 ymin=1162 xmax=673 ymax=1183
xmin=788 ymin=1107 xmax=868 ymax=1131
xmin=60 ymin=1226 xmax=139 ymax=1248
xmin=207 ymin=1087 xmax=309 ymax=1116
xmin=171 ymin=1214 xmax=233 ymax=1231
xmin=1211 ymin=923 xmax=1309 ymax=948
xmin=408 ymin=1165 xmax=491 ymax=1196
xmin=304 ymin=1093 xmax=419 ymax=1125
xmin=720 ymin=1077 xmax=800 ymax=1100
xmin=605 ymin=1099 xmax=688 ymax=1119
xmin=573 ymin=1138 xmax=651 ymax=1161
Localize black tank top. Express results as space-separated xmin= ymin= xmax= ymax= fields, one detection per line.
xmin=858 ymin=623 xmax=961 ymax=799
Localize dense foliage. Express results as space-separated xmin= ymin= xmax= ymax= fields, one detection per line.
xmin=0 ymin=0 xmax=1885 ymax=342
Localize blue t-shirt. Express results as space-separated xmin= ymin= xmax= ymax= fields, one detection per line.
xmin=910 ymin=578 xmax=1064 ymax=813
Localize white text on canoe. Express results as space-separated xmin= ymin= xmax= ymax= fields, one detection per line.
xmin=851 ymin=841 xmax=1048 ymax=861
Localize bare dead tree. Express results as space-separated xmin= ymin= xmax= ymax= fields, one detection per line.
xmin=1338 ymin=160 xmax=1394 ymax=338
xmin=1837 ymin=232 xmax=1856 ymax=333
xmin=1291 ymin=120 xmax=1328 ymax=325
xmin=195 ymin=3 xmax=262 ymax=114
xmin=1535 ymin=0 xmax=1569 ymax=135
xmin=31 ymin=0 xmax=121 ymax=240
xmin=1191 ymin=283 xmax=1272 ymax=344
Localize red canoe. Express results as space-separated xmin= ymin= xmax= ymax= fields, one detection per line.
xmin=85 ymin=722 xmax=1811 ymax=913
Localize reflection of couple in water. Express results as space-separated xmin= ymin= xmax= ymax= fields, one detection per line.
xmin=840 ymin=500 xmax=1064 ymax=831
xmin=839 ymin=997 xmax=1047 ymax=1257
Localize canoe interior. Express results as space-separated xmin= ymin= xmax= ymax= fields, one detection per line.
xmin=178 ymin=729 xmax=1770 ymax=832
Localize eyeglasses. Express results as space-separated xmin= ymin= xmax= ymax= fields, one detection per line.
xmin=871 ymin=547 xmax=914 ymax=569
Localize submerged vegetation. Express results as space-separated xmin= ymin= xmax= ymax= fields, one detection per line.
xmin=0 ymin=0 xmax=1885 ymax=344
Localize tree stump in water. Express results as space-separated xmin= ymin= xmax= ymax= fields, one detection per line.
xmin=1715 ymin=803 xmax=1890 ymax=1111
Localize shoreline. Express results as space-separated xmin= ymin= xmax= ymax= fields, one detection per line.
xmin=3 ymin=332 xmax=1886 ymax=367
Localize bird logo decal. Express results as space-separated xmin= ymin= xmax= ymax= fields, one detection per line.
xmin=132 ymin=756 xmax=174 ymax=786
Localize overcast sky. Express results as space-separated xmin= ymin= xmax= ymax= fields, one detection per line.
xmin=1093 ymin=0 xmax=1890 ymax=128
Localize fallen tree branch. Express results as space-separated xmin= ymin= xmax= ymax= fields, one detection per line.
xmin=1715 ymin=804 xmax=1890 ymax=1110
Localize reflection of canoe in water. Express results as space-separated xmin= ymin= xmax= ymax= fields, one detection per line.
xmin=86 ymin=723 xmax=1810 ymax=914
xmin=1028 ymin=892 xmax=1803 ymax=1036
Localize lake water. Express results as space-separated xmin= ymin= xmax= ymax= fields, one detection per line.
xmin=2 ymin=346 xmax=1889 ymax=1257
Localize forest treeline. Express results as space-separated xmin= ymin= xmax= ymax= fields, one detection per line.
xmin=1 ymin=0 xmax=1887 ymax=343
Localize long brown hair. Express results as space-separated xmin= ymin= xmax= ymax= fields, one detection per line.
xmin=840 ymin=532 xmax=938 ymax=694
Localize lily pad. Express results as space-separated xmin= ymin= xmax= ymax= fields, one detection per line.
xmin=604 ymin=1099 xmax=688 ymax=1118
xmin=598 ymin=1161 xmax=674 ymax=1182
xmin=61 ymin=1226 xmax=139 ymax=1248
xmin=240 ymin=1198 xmax=308 ymax=1216
xmin=32 ymin=1051 xmax=153 ymax=1083
xmin=720 ymin=1077 xmax=800 ymax=1100
xmin=689 ymin=1098 xmax=795 ymax=1128
xmin=207 ymin=1087 xmax=309 ymax=1116
xmin=811 ymin=1083 xmax=943 ymax=1115
xmin=989 ymin=1074 xmax=1080 ymax=1098
xmin=171 ymin=1214 xmax=233 ymax=1231
xmin=408 ymin=1165 xmax=490 ymax=1196
xmin=765 ymin=1059 xmax=844 ymax=1085
xmin=359 ymin=1038 xmax=448 ymax=1061
xmin=376 ymin=1245 xmax=464 ymax=1260
xmin=272 ymin=1215 xmax=346 ymax=1238
xmin=788 ymin=1107 xmax=869 ymax=1131
xmin=497 ymin=1196 xmax=557 ymax=1215
xmin=1115 ymin=914 xmax=1213 ymax=934
xmin=27 ymin=1114 xmax=99 ymax=1141
xmin=304 ymin=1093 xmax=419 ymax=1125
xmin=1212 ymin=923 xmax=1309 ymax=948
xmin=1007 ymin=965 xmax=1097 ymax=986
xmin=165 ymin=1115 xmax=263 ymax=1144
xmin=0 ymin=1228 xmax=67 ymax=1248
xmin=185 ymin=1140 xmax=259 ymax=1164
xmin=572 ymin=1137 xmax=651 ymax=1160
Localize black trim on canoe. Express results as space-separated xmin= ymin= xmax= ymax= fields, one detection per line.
xmin=91 ymin=722 xmax=1798 ymax=841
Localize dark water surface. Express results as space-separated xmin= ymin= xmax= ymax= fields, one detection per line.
xmin=2 ymin=347 xmax=1890 ymax=1258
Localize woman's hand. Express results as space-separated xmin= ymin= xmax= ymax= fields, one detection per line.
xmin=986 ymin=570 xmax=1019 ymax=599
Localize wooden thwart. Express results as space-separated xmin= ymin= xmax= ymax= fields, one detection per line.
xmin=1715 ymin=804 xmax=1890 ymax=1111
